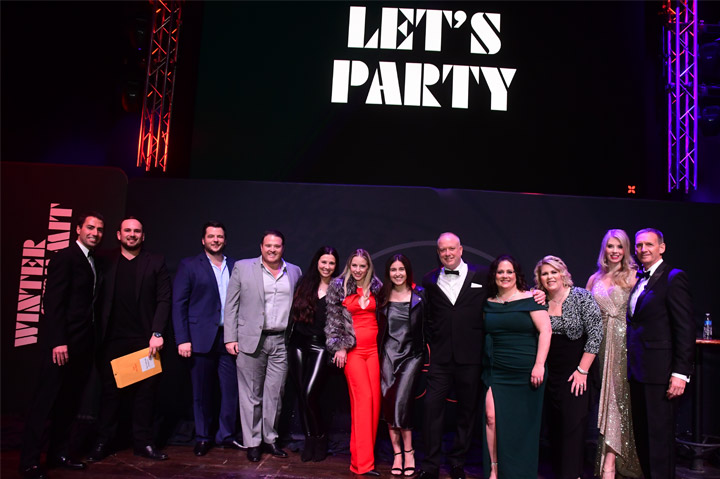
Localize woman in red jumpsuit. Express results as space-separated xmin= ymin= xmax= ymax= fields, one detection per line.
xmin=326 ymin=248 xmax=383 ymax=476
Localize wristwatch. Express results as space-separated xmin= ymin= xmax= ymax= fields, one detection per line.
xmin=153 ymin=332 xmax=162 ymax=338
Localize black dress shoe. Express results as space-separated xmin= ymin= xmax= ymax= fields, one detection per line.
xmin=361 ymin=469 xmax=381 ymax=476
xmin=450 ymin=465 xmax=466 ymax=479
xmin=19 ymin=465 xmax=48 ymax=479
xmin=194 ymin=440 xmax=211 ymax=456
xmin=87 ymin=442 xmax=109 ymax=462
xmin=416 ymin=470 xmax=439 ymax=479
xmin=218 ymin=439 xmax=245 ymax=450
xmin=263 ymin=442 xmax=288 ymax=458
xmin=134 ymin=445 xmax=169 ymax=461
xmin=47 ymin=455 xmax=87 ymax=470
xmin=247 ymin=446 xmax=261 ymax=462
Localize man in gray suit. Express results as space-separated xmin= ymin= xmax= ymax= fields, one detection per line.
xmin=224 ymin=230 xmax=302 ymax=462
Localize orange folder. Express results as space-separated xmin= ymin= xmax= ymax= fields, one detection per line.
xmin=110 ymin=348 xmax=162 ymax=388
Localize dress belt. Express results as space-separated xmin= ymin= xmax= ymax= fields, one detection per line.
xmin=263 ymin=329 xmax=284 ymax=336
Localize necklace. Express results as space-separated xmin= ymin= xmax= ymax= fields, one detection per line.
xmin=496 ymin=290 xmax=519 ymax=303
xmin=549 ymin=288 xmax=569 ymax=305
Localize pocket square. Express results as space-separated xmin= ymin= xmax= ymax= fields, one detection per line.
xmin=471 ymin=283 xmax=483 ymax=288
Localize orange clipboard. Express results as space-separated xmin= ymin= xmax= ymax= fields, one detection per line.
xmin=110 ymin=347 xmax=162 ymax=388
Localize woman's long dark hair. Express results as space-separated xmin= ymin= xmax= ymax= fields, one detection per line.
xmin=291 ymin=246 xmax=340 ymax=324
xmin=377 ymin=254 xmax=414 ymax=308
xmin=486 ymin=254 xmax=529 ymax=298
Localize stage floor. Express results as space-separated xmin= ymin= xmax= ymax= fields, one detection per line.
xmin=3 ymin=442 xmax=719 ymax=479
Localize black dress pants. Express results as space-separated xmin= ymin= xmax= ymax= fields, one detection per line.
xmin=630 ymin=379 xmax=678 ymax=479
xmin=421 ymin=360 xmax=482 ymax=474
xmin=96 ymin=339 xmax=159 ymax=449
xmin=20 ymin=349 xmax=93 ymax=468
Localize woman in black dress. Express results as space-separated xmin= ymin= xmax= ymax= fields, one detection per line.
xmin=377 ymin=254 xmax=425 ymax=476
xmin=288 ymin=246 xmax=340 ymax=462
xmin=534 ymin=255 xmax=603 ymax=479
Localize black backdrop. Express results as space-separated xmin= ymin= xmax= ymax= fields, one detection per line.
xmin=2 ymin=164 xmax=719 ymax=448
xmin=125 ymin=176 xmax=720 ymax=440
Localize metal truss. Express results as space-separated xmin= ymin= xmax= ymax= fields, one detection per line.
xmin=665 ymin=0 xmax=698 ymax=193
xmin=137 ymin=0 xmax=183 ymax=173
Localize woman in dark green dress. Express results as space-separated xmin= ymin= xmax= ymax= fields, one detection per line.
xmin=483 ymin=255 xmax=551 ymax=479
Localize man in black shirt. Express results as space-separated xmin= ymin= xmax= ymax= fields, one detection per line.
xmin=88 ymin=217 xmax=171 ymax=462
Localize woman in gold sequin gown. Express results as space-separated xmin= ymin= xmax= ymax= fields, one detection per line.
xmin=586 ymin=229 xmax=642 ymax=478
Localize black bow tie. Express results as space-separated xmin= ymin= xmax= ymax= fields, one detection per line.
xmin=636 ymin=270 xmax=651 ymax=280
xmin=444 ymin=269 xmax=459 ymax=275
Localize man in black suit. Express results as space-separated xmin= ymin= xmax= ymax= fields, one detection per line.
xmin=418 ymin=232 xmax=489 ymax=479
xmin=20 ymin=212 xmax=105 ymax=479
xmin=87 ymin=217 xmax=171 ymax=462
xmin=627 ymin=228 xmax=694 ymax=479
xmin=172 ymin=221 xmax=241 ymax=456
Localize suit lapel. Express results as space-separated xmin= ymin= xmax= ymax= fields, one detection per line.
xmin=200 ymin=253 xmax=221 ymax=301
xmin=253 ymin=256 xmax=265 ymax=302
xmin=429 ymin=269 xmax=452 ymax=305
xmin=456 ymin=265 xmax=476 ymax=301
xmin=634 ymin=262 xmax=667 ymax=316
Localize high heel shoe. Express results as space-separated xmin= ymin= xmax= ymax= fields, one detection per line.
xmin=403 ymin=449 xmax=416 ymax=477
xmin=391 ymin=451 xmax=403 ymax=476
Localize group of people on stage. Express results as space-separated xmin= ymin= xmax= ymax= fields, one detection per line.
xmin=20 ymin=214 xmax=695 ymax=479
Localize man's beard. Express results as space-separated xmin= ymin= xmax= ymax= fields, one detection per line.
xmin=123 ymin=240 xmax=142 ymax=251
xmin=205 ymin=244 xmax=225 ymax=255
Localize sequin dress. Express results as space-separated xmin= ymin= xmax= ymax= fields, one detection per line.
xmin=593 ymin=282 xmax=642 ymax=477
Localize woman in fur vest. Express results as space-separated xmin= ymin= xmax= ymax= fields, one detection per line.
xmin=325 ymin=248 xmax=383 ymax=476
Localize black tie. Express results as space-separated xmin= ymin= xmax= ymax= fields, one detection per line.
xmin=444 ymin=269 xmax=459 ymax=275
xmin=636 ymin=270 xmax=650 ymax=280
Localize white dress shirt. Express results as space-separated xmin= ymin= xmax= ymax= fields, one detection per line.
xmin=436 ymin=260 xmax=468 ymax=305
xmin=629 ymin=259 xmax=663 ymax=316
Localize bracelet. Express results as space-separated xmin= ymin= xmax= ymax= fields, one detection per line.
xmin=577 ymin=365 xmax=588 ymax=375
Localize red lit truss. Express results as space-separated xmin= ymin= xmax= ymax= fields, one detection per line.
xmin=137 ymin=1 xmax=182 ymax=173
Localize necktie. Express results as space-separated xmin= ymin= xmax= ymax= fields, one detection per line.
xmin=636 ymin=270 xmax=651 ymax=280
xmin=444 ymin=269 xmax=459 ymax=275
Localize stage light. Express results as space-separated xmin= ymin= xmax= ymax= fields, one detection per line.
xmin=699 ymin=41 xmax=720 ymax=82
xmin=627 ymin=185 xmax=636 ymax=194
xmin=699 ymin=105 xmax=720 ymax=136
xmin=121 ymin=80 xmax=142 ymax=113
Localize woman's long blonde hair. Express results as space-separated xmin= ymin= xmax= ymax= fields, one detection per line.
xmin=341 ymin=249 xmax=378 ymax=296
xmin=589 ymin=229 xmax=637 ymax=288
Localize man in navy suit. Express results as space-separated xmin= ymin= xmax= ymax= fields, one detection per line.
xmin=20 ymin=212 xmax=105 ymax=479
xmin=627 ymin=228 xmax=694 ymax=479
xmin=172 ymin=221 xmax=240 ymax=456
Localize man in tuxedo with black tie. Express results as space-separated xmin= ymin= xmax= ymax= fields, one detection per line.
xmin=20 ymin=212 xmax=105 ymax=479
xmin=418 ymin=232 xmax=489 ymax=479
xmin=627 ymin=228 xmax=694 ymax=479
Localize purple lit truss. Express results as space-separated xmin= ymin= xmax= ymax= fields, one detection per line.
xmin=665 ymin=0 xmax=698 ymax=193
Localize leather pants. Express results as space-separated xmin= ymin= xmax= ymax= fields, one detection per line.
xmin=288 ymin=335 xmax=331 ymax=437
